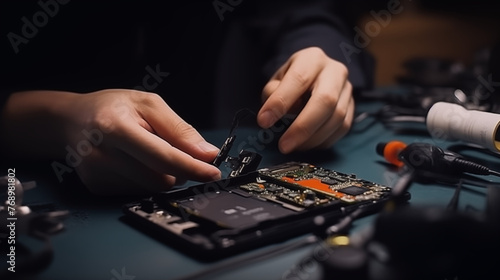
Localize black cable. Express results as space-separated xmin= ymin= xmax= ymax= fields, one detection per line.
xmin=385 ymin=142 xmax=500 ymax=179
xmin=447 ymin=179 xmax=463 ymax=211
xmin=390 ymin=170 xmax=416 ymax=198
xmin=326 ymin=207 xmax=365 ymax=236
xmin=447 ymin=143 xmax=500 ymax=159
xmin=227 ymin=108 xmax=255 ymax=137
xmin=325 ymin=169 xmax=415 ymax=237
xmin=212 ymin=108 xmax=255 ymax=167
xmin=453 ymin=157 xmax=500 ymax=177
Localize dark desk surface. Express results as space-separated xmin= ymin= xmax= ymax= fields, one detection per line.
xmin=3 ymin=102 xmax=493 ymax=280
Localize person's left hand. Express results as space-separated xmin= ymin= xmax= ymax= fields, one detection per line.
xmin=257 ymin=47 xmax=354 ymax=154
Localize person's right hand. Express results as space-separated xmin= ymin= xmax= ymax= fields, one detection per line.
xmin=67 ymin=89 xmax=222 ymax=195
xmin=3 ymin=89 xmax=222 ymax=195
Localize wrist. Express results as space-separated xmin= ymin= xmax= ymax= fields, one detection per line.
xmin=1 ymin=90 xmax=82 ymax=158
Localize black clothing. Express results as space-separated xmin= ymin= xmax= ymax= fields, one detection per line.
xmin=1 ymin=0 xmax=373 ymax=129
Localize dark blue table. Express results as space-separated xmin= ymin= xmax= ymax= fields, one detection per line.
xmin=4 ymin=102 xmax=494 ymax=280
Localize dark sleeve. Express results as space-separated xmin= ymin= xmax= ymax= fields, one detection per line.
xmin=0 ymin=91 xmax=10 ymax=114
xmin=243 ymin=0 xmax=375 ymax=90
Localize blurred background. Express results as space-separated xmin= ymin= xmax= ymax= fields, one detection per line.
xmin=344 ymin=0 xmax=500 ymax=86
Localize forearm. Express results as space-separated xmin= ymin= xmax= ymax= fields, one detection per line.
xmin=0 ymin=90 xmax=80 ymax=159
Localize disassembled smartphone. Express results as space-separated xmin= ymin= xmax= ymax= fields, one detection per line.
xmin=123 ymin=111 xmax=409 ymax=260
xmin=123 ymin=156 xmax=407 ymax=260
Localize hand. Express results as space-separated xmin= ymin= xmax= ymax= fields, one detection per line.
xmin=257 ymin=47 xmax=354 ymax=154
xmin=3 ymin=89 xmax=221 ymax=195
xmin=67 ymin=89 xmax=222 ymax=195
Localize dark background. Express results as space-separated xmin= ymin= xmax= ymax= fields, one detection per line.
xmin=1 ymin=1 xmax=230 ymax=128
xmin=2 ymin=0 xmax=500 ymax=129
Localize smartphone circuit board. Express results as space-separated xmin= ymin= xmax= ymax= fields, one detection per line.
xmin=254 ymin=162 xmax=391 ymax=207
xmin=123 ymin=162 xmax=400 ymax=259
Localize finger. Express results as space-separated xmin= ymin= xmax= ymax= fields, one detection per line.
xmin=76 ymin=148 xmax=181 ymax=196
xmin=257 ymin=55 xmax=324 ymax=128
xmin=105 ymin=149 xmax=185 ymax=192
xmin=261 ymin=79 xmax=280 ymax=103
xmin=113 ymin=122 xmax=221 ymax=183
xmin=295 ymin=91 xmax=353 ymax=152
xmin=278 ymin=64 xmax=349 ymax=153
xmin=295 ymin=77 xmax=352 ymax=151
xmin=133 ymin=92 xmax=220 ymax=163
xmin=319 ymin=96 xmax=355 ymax=149
xmin=263 ymin=80 xmax=311 ymax=117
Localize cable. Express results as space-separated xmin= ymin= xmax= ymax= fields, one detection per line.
xmin=212 ymin=108 xmax=255 ymax=167
xmin=447 ymin=179 xmax=463 ymax=211
xmin=454 ymin=157 xmax=500 ymax=177
xmin=377 ymin=141 xmax=500 ymax=178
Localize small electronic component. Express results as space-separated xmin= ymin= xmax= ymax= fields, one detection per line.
xmin=226 ymin=150 xmax=262 ymax=178
xmin=212 ymin=135 xmax=236 ymax=167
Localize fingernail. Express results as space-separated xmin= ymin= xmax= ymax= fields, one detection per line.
xmin=199 ymin=141 xmax=219 ymax=153
xmin=211 ymin=170 xmax=222 ymax=181
xmin=260 ymin=110 xmax=277 ymax=128
xmin=279 ymin=138 xmax=294 ymax=154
